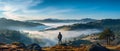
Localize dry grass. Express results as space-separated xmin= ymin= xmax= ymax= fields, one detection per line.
xmin=105 ymin=45 xmax=120 ymax=51
xmin=1 ymin=44 xmax=120 ymax=51
xmin=43 ymin=45 xmax=89 ymax=51
xmin=42 ymin=45 xmax=120 ymax=51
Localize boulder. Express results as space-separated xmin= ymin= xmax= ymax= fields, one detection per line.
xmin=27 ymin=43 xmax=42 ymax=51
xmin=88 ymin=43 xmax=110 ymax=51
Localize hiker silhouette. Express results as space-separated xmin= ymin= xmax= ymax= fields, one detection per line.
xmin=58 ymin=32 xmax=62 ymax=45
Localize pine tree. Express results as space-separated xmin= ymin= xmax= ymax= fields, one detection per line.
xmin=99 ymin=28 xmax=115 ymax=45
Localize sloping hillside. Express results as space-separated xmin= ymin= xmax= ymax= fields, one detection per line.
xmin=0 ymin=29 xmax=32 ymax=44
xmin=0 ymin=18 xmax=44 ymax=29
xmin=47 ymin=19 xmax=120 ymax=33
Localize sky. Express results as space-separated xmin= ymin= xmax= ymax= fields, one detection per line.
xmin=0 ymin=0 xmax=120 ymax=20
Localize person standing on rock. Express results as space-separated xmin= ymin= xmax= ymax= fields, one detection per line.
xmin=58 ymin=32 xmax=62 ymax=45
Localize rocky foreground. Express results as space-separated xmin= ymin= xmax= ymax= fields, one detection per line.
xmin=0 ymin=42 xmax=120 ymax=51
xmin=43 ymin=44 xmax=120 ymax=51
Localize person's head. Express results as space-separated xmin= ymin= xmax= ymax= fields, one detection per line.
xmin=59 ymin=32 xmax=61 ymax=34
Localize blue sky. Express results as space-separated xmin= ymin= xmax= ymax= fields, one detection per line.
xmin=0 ymin=0 xmax=120 ymax=20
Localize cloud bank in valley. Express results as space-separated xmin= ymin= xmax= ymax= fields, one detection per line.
xmin=23 ymin=29 xmax=101 ymax=47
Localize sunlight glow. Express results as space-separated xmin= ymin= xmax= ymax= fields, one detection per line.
xmin=3 ymin=6 xmax=12 ymax=11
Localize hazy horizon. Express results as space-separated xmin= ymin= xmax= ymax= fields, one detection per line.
xmin=0 ymin=0 xmax=120 ymax=20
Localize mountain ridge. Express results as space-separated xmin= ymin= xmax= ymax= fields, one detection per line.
xmin=27 ymin=18 xmax=96 ymax=23
xmin=0 ymin=18 xmax=45 ymax=29
xmin=46 ymin=19 xmax=120 ymax=33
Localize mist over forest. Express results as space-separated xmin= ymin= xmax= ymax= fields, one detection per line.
xmin=0 ymin=18 xmax=102 ymax=47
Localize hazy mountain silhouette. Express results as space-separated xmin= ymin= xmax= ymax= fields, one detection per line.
xmin=0 ymin=18 xmax=44 ymax=29
xmin=47 ymin=19 xmax=120 ymax=32
xmin=27 ymin=18 xmax=96 ymax=23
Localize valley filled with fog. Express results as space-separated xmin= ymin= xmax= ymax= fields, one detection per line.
xmin=18 ymin=22 xmax=101 ymax=47
xmin=0 ymin=18 xmax=102 ymax=47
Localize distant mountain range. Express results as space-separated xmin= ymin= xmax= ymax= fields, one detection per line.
xmin=47 ymin=19 xmax=120 ymax=34
xmin=27 ymin=18 xmax=96 ymax=23
xmin=0 ymin=18 xmax=44 ymax=29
